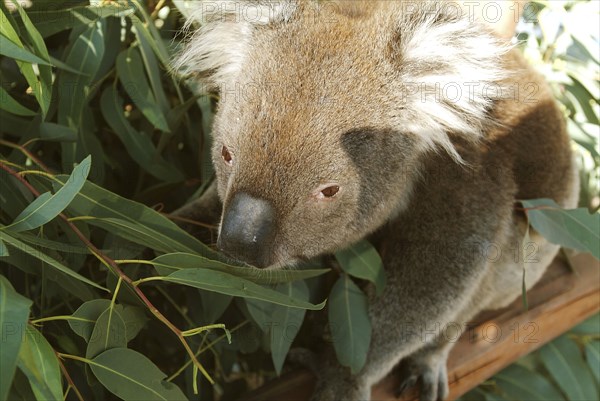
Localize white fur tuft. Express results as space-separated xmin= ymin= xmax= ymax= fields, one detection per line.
xmin=173 ymin=0 xmax=297 ymax=86
xmin=396 ymin=4 xmax=512 ymax=162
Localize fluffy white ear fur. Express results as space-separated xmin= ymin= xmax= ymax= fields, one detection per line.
xmin=172 ymin=0 xmax=297 ymax=86
xmin=395 ymin=2 xmax=512 ymax=161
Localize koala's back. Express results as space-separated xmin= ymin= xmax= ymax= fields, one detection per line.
xmin=378 ymin=49 xmax=579 ymax=316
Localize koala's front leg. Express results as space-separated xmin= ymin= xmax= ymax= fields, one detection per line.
xmin=310 ymin=238 xmax=491 ymax=401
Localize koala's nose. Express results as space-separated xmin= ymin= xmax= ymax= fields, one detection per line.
xmin=217 ymin=192 xmax=275 ymax=267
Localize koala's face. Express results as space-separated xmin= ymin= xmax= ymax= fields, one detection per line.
xmin=211 ymin=12 xmax=421 ymax=268
xmin=177 ymin=1 xmax=508 ymax=268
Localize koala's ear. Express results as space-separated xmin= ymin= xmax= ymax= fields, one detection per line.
xmin=173 ymin=0 xmax=297 ymax=86
xmin=389 ymin=1 xmax=512 ymax=162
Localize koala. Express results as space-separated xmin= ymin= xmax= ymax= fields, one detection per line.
xmin=173 ymin=1 xmax=579 ymax=400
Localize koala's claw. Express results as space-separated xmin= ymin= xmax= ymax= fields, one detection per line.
xmin=394 ymin=357 xmax=449 ymax=401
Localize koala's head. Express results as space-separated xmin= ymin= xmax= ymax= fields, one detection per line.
xmin=175 ymin=0 xmax=509 ymax=268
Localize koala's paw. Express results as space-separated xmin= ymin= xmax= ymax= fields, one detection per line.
xmin=394 ymin=356 xmax=449 ymax=401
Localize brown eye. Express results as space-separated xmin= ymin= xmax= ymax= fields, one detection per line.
xmin=221 ymin=145 xmax=233 ymax=165
xmin=321 ymin=185 xmax=339 ymax=198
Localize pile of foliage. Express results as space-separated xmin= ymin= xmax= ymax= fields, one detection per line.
xmin=0 ymin=1 xmax=598 ymax=400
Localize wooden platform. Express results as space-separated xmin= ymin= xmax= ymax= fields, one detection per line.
xmin=241 ymin=253 xmax=600 ymax=401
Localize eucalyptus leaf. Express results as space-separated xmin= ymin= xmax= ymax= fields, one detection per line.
xmin=584 ymin=340 xmax=600 ymax=383
xmin=0 ymin=86 xmax=36 ymax=117
xmin=116 ymin=47 xmax=170 ymax=132
xmin=100 ymin=86 xmax=183 ymax=182
xmin=86 ymin=307 xmax=127 ymax=359
xmin=54 ymin=177 xmax=216 ymax=257
xmin=539 ymin=335 xmax=597 ymax=401
xmin=17 ymin=325 xmax=63 ymax=401
xmin=6 ymin=155 xmax=91 ymax=232
xmin=90 ymin=348 xmax=188 ymax=401
xmin=336 ymin=240 xmax=386 ymax=296
xmin=270 ymin=281 xmax=309 ymax=375
xmin=0 ymin=276 xmax=32 ymax=401
xmin=521 ymin=198 xmax=600 ymax=259
xmin=69 ymin=299 xmax=111 ymax=342
xmin=157 ymin=268 xmax=326 ymax=310
xmin=152 ymin=252 xmax=330 ymax=285
xmin=0 ymin=230 xmax=108 ymax=292
xmin=495 ymin=364 xmax=564 ymax=400
xmin=328 ymin=275 xmax=372 ymax=374
xmin=39 ymin=122 xmax=77 ymax=142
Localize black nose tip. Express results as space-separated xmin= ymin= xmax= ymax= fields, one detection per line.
xmin=217 ymin=192 xmax=275 ymax=267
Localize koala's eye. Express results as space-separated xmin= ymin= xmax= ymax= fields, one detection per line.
xmin=221 ymin=146 xmax=233 ymax=166
xmin=321 ymin=185 xmax=340 ymax=198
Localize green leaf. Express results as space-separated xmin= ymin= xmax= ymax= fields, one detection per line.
xmin=584 ymin=340 xmax=600 ymax=383
xmin=118 ymin=305 xmax=147 ymax=342
xmin=0 ymin=231 xmax=108 ymax=293
xmin=6 ymin=155 xmax=91 ymax=232
xmin=539 ymin=335 xmax=597 ymax=401
xmin=39 ymin=122 xmax=77 ymax=142
xmin=270 ymin=281 xmax=309 ymax=375
xmin=0 ymin=86 xmax=37 ymax=117
xmin=100 ymin=86 xmax=183 ymax=182
xmin=86 ymin=307 xmax=127 ymax=359
xmin=572 ymin=313 xmax=600 ymax=335
xmin=25 ymin=5 xmax=135 ymax=38
xmin=152 ymin=252 xmax=330 ymax=285
xmin=69 ymin=299 xmax=111 ymax=342
xmin=0 ymin=35 xmax=52 ymax=65
xmin=156 ymin=269 xmax=326 ymax=310
xmin=199 ymin=291 xmax=232 ymax=324
xmin=90 ymin=348 xmax=187 ymax=401
xmin=0 ymin=20 xmax=51 ymax=116
xmin=328 ymin=275 xmax=372 ymax=374
xmin=17 ymin=325 xmax=63 ymax=401
xmin=0 ymin=239 xmax=7 ymax=256
xmin=335 ymin=240 xmax=386 ymax=296
xmin=0 ymin=276 xmax=32 ymax=401
xmin=116 ymin=47 xmax=170 ymax=132
xmin=495 ymin=364 xmax=564 ymax=400
xmin=55 ymin=177 xmax=215 ymax=257
xmin=58 ymin=19 xmax=105 ymax=130
xmin=521 ymin=199 xmax=600 ymax=259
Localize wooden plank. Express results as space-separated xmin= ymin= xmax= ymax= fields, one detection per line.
xmin=241 ymin=253 xmax=600 ymax=401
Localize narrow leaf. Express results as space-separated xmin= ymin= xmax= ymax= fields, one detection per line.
xmin=116 ymin=47 xmax=170 ymax=132
xmin=495 ymin=363 xmax=565 ymax=400
xmin=328 ymin=275 xmax=372 ymax=374
xmin=17 ymin=325 xmax=63 ymax=401
xmin=0 ymin=35 xmax=52 ymax=65
xmin=7 ymin=155 xmax=91 ymax=232
xmin=270 ymin=281 xmax=309 ymax=375
xmin=539 ymin=335 xmax=597 ymax=401
xmin=584 ymin=340 xmax=600 ymax=383
xmin=100 ymin=86 xmax=182 ymax=182
xmin=522 ymin=198 xmax=600 ymax=259
xmin=0 ymin=231 xmax=108 ymax=292
xmin=39 ymin=122 xmax=77 ymax=142
xmin=0 ymin=276 xmax=32 ymax=401
xmin=90 ymin=348 xmax=188 ymax=401
xmin=69 ymin=299 xmax=111 ymax=342
xmin=152 ymin=252 xmax=330 ymax=285
xmin=0 ymin=86 xmax=36 ymax=117
xmin=158 ymin=269 xmax=326 ymax=310
xmin=335 ymin=240 xmax=386 ymax=296
xmin=86 ymin=308 xmax=127 ymax=359
xmin=55 ymin=177 xmax=214 ymax=257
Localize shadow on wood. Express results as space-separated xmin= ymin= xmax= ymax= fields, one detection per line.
xmin=240 ymin=253 xmax=599 ymax=401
